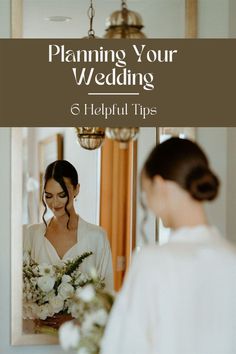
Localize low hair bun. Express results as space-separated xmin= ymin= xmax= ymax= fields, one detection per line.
xmin=143 ymin=137 xmax=220 ymax=203
xmin=186 ymin=166 xmax=219 ymax=201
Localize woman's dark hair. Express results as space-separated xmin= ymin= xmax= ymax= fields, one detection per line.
xmin=42 ymin=160 xmax=78 ymax=229
xmin=143 ymin=137 xmax=220 ymax=201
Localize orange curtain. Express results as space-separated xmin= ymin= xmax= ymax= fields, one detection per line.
xmin=100 ymin=138 xmax=137 ymax=291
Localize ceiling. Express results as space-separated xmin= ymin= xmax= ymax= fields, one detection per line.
xmin=22 ymin=0 xmax=186 ymax=38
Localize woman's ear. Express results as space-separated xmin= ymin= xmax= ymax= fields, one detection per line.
xmin=153 ymin=175 xmax=166 ymax=192
xmin=74 ymin=183 xmax=80 ymax=198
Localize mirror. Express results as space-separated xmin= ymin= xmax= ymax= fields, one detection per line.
xmin=11 ymin=127 xmax=157 ymax=345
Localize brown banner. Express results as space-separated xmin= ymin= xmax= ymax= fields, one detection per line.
xmin=0 ymin=39 xmax=235 ymax=126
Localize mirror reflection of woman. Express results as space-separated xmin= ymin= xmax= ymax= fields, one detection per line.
xmin=24 ymin=160 xmax=113 ymax=291
xmin=101 ymin=137 xmax=236 ymax=354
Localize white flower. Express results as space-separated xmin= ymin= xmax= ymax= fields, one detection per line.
xmin=74 ymin=272 xmax=89 ymax=286
xmin=37 ymin=303 xmax=51 ymax=320
xmin=49 ymin=295 xmax=64 ymax=313
xmin=37 ymin=275 xmax=55 ymax=292
xmin=32 ymin=266 xmax=40 ymax=276
xmin=23 ymin=303 xmax=40 ymax=319
xmin=79 ymin=273 xmax=89 ymax=282
xmin=93 ymin=309 xmax=108 ymax=326
xmin=58 ymin=282 xmax=74 ymax=300
xmin=81 ymin=313 xmax=95 ymax=333
xmin=30 ymin=277 xmax=37 ymax=286
xmin=89 ymin=267 xmax=98 ymax=280
xmin=59 ymin=321 xmax=80 ymax=350
xmin=76 ymin=285 xmax=95 ymax=302
xmin=44 ymin=289 xmax=56 ymax=302
xmin=38 ymin=264 xmax=55 ymax=277
xmin=62 ymin=274 xmax=72 ymax=283
xmin=81 ymin=309 xmax=108 ymax=334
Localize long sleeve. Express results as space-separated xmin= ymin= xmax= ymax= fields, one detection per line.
xmin=101 ymin=251 xmax=153 ymax=354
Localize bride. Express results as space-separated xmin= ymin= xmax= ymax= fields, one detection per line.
xmin=101 ymin=137 xmax=236 ymax=354
xmin=24 ymin=159 xmax=113 ymax=291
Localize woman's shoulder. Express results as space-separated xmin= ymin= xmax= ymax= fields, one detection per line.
xmin=23 ymin=223 xmax=45 ymax=237
xmin=79 ymin=217 xmax=107 ymax=240
xmin=80 ymin=217 xmax=106 ymax=235
xmin=132 ymin=243 xmax=175 ymax=271
xmin=23 ymin=223 xmax=45 ymax=252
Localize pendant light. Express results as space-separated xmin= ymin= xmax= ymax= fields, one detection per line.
xmin=105 ymin=128 xmax=139 ymax=143
xmin=75 ymin=127 xmax=105 ymax=150
xmin=84 ymin=0 xmax=96 ymax=38
xmin=76 ymin=2 xmax=106 ymax=150
xmin=105 ymin=0 xmax=146 ymax=39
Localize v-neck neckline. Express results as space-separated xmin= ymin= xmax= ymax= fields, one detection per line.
xmin=43 ymin=216 xmax=80 ymax=261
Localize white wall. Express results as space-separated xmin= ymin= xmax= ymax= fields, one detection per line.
xmin=197 ymin=128 xmax=227 ymax=236
xmin=197 ymin=127 xmax=236 ymax=244
xmin=229 ymin=0 xmax=236 ymax=37
xmin=0 ymin=0 xmax=10 ymax=37
xmin=64 ymin=128 xmax=100 ymax=225
xmin=136 ymin=128 xmax=157 ymax=247
xmin=198 ymin=0 xmax=229 ymax=38
xmin=226 ymin=128 xmax=236 ymax=243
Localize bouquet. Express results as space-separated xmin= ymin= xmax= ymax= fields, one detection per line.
xmin=23 ymin=251 xmax=105 ymax=328
xmin=59 ymin=282 xmax=114 ymax=354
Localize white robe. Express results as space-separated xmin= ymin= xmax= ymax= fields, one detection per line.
xmin=101 ymin=225 xmax=236 ymax=354
xmin=23 ymin=216 xmax=114 ymax=291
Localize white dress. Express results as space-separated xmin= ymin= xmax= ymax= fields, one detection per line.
xmin=101 ymin=225 xmax=236 ymax=354
xmin=23 ymin=216 xmax=113 ymax=291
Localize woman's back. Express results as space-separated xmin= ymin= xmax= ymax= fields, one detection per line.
xmin=101 ymin=226 xmax=236 ymax=354
xmin=149 ymin=226 xmax=236 ymax=354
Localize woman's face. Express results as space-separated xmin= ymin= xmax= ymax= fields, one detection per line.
xmin=44 ymin=178 xmax=79 ymax=217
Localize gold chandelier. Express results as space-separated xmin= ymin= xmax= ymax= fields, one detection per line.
xmin=75 ymin=127 xmax=106 ymax=150
xmin=106 ymin=128 xmax=139 ymax=143
xmin=76 ymin=1 xmax=141 ymax=150
xmin=105 ymin=0 xmax=146 ymax=39
xmin=76 ymin=127 xmax=139 ymax=150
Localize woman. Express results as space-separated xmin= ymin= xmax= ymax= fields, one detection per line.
xmin=24 ymin=160 xmax=113 ymax=291
xmin=101 ymin=137 xmax=236 ymax=354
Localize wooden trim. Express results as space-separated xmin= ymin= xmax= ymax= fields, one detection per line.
xmin=100 ymin=138 xmax=137 ymax=291
xmin=125 ymin=141 xmax=137 ymax=271
xmin=185 ymin=0 xmax=198 ymax=38
xmin=11 ymin=0 xmax=23 ymax=38
xmin=155 ymin=128 xmax=160 ymax=243
xmin=132 ymin=141 xmax=137 ymax=251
